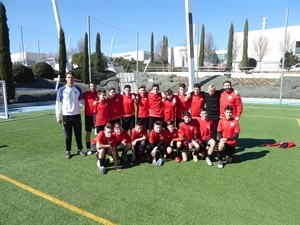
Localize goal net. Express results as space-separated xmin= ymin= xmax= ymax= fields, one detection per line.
xmin=0 ymin=80 xmax=9 ymax=119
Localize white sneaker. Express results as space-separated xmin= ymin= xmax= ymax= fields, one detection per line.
xmin=87 ymin=148 xmax=92 ymax=155
xmin=217 ymin=160 xmax=224 ymax=169
xmin=99 ymin=166 xmax=106 ymax=174
xmin=205 ymin=157 xmax=213 ymax=166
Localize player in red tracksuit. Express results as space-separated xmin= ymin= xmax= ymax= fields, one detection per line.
xmin=219 ymin=81 xmax=243 ymax=121
xmin=179 ymin=111 xmax=200 ymax=162
xmin=108 ymin=87 xmax=123 ymax=127
xmin=83 ymin=82 xmax=98 ymax=154
xmin=217 ymin=105 xmax=240 ymax=169
xmin=162 ymin=89 xmax=176 ymax=129
xmin=164 ymin=120 xmax=183 ymax=162
xmin=147 ymin=120 xmax=166 ymax=166
xmin=148 ymin=83 xmax=164 ymax=131
xmin=113 ymin=122 xmax=133 ymax=162
xmin=96 ymin=124 xmax=120 ymax=174
xmin=122 ymin=84 xmax=137 ymax=132
xmin=186 ymin=83 xmax=205 ymax=119
xmin=94 ymin=90 xmax=109 ymax=133
xmin=194 ymin=108 xmax=216 ymax=166
xmin=131 ymin=120 xmax=148 ymax=162
xmin=175 ymin=83 xmax=191 ymax=128
xmin=136 ymin=85 xmax=149 ymax=131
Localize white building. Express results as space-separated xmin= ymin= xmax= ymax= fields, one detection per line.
xmin=112 ymin=25 xmax=300 ymax=72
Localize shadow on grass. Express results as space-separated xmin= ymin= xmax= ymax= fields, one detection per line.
xmin=0 ymin=145 xmax=8 ymax=149
xmin=231 ymin=138 xmax=276 ymax=164
xmin=236 ymin=138 xmax=276 ymax=152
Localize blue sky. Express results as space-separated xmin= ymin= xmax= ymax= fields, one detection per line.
xmin=3 ymin=0 xmax=300 ymax=56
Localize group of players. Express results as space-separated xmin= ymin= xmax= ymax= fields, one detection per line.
xmin=82 ymin=80 xmax=243 ymax=174
xmin=55 ymin=71 xmax=243 ymax=174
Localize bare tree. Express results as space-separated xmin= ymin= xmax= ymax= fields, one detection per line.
xmin=204 ymin=32 xmax=216 ymax=65
xmin=77 ymin=38 xmax=84 ymax=52
xmin=232 ymin=35 xmax=242 ymax=71
xmin=279 ymin=31 xmax=295 ymax=53
xmin=179 ymin=40 xmax=188 ymax=67
xmin=155 ymin=39 xmax=165 ymax=71
xmin=253 ymin=33 xmax=270 ymax=72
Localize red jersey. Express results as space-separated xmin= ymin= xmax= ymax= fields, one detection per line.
xmin=149 ymin=129 xmax=165 ymax=144
xmin=190 ymin=92 xmax=205 ymax=118
xmin=219 ymin=90 xmax=243 ymax=119
xmin=108 ymin=93 xmax=123 ymax=120
xmin=113 ymin=130 xmax=131 ymax=145
xmin=94 ymin=99 xmax=109 ymax=126
xmin=148 ymin=92 xmax=163 ymax=117
xmin=165 ymin=128 xmax=181 ymax=146
xmin=194 ymin=118 xmax=214 ymax=142
xmin=179 ymin=120 xmax=198 ymax=145
xmin=217 ymin=118 xmax=240 ymax=147
xmin=131 ymin=126 xmax=148 ymax=141
xmin=137 ymin=92 xmax=149 ymax=117
xmin=83 ymin=91 xmax=98 ymax=116
xmin=122 ymin=93 xmax=136 ymax=117
xmin=175 ymin=94 xmax=191 ymax=119
xmin=163 ymin=98 xmax=176 ymax=122
xmin=96 ymin=130 xmax=116 ymax=147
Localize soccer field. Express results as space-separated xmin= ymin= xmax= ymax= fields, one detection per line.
xmin=0 ymin=104 xmax=299 ymax=225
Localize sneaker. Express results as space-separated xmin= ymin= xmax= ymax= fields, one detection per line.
xmin=193 ymin=153 xmax=198 ymax=162
xmin=78 ymin=150 xmax=86 ymax=157
xmin=99 ymin=166 xmax=106 ymax=174
xmin=175 ymin=156 xmax=181 ymax=163
xmin=65 ymin=151 xmax=71 ymax=159
xmin=86 ymin=148 xmax=92 ymax=155
xmin=122 ymin=154 xmax=128 ymax=162
xmin=217 ymin=160 xmax=224 ymax=169
xmin=205 ymin=157 xmax=213 ymax=166
xmin=156 ymin=158 xmax=163 ymax=167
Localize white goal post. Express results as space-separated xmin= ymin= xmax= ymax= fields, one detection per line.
xmin=0 ymin=80 xmax=9 ymax=119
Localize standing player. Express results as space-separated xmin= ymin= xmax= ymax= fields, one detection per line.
xmin=162 ymin=89 xmax=176 ymax=129
xmin=148 ymin=83 xmax=164 ymax=130
xmin=122 ymin=84 xmax=136 ymax=132
xmin=94 ymin=89 xmax=109 ymax=133
xmin=83 ymin=82 xmax=98 ymax=155
xmin=56 ymin=71 xmax=86 ymax=159
xmin=217 ymin=105 xmax=240 ymax=169
xmin=175 ymin=83 xmax=191 ymax=128
xmin=186 ymin=83 xmax=205 ymax=119
xmin=136 ymin=85 xmax=149 ymax=131
xmin=219 ymin=81 xmax=243 ymax=121
xmin=108 ymin=87 xmax=123 ymax=127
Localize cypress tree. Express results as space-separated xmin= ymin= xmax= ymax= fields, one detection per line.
xmin=0 ymin=2 xmax=15 ymax=100
xmin=198 ymin=24 xmax=205 ymax=69
xmin=59 ymin=28 xmax=67 ymax=78
xmin=95 ymin=33 xmax=102 ymax=72
xmin=82 ymin=32 xmax=89 ymax=84
xmin=227 ymin=23 xmax=234 ymax=71
xmin=150 ymin=32 xmax=154 ymax=63
xmin=241 ymin=19 xmax=249 ymax=70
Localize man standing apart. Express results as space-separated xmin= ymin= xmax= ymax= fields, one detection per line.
xmin=56 ymin=71 xmax=86 ymax=159
xmin=219 ymin=81 xmax=243 ymax=120
xmin=83 ymin=82 xmax=98 ymax=155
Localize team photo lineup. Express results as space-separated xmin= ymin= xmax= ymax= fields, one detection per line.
xmin=55 ymin=71 xmax=243 ymax=174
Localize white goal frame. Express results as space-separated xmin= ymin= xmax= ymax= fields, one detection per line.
xmin=0 ymin=80 xmax=9 ymax=119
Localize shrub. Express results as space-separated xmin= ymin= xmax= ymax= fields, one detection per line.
xmin=32 ymin=62 xmax=55 ymax=79
xmin=13 ymin=63 xmax=35 ymax=83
